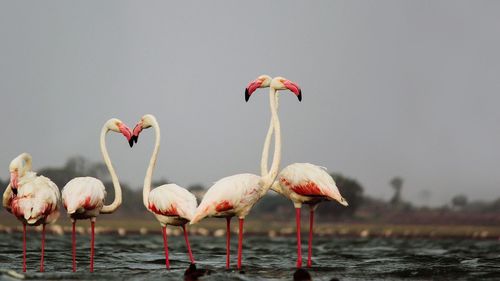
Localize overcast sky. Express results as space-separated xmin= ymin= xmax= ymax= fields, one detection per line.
xmin=1 ymin=1 xmax=499 ymax=206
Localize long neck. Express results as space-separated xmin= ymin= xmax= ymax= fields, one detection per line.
xmin=99 ymin=126 xmax=122 ymax=214
xmin=261 ymin=87 xmax=281 ymax=189
xmin=143 ymin=120 xmax=161 ymax=208
xmin=260 ymin=94 xmax=279 ymax=175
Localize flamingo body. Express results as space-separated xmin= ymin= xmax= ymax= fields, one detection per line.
xmin=62 ymin=177 xmax=106 ymax=220
xmin=148 ymin=184 xmax=197 ymax=226
xmin=11 ymin=173 xmax=60 ymax=225
xmin=191 ymin=173 xmax=261 ymax=223
xmin=274 ymin=163 xmax=348 ymax=208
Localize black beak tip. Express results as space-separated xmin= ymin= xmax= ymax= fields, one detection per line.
xmin=132 ymin=135 xmax=138 ymax=144
xmin=245 ymin=88 xmax=250 ymax=102
xmin=298 ymin=90 xmax=302 ymax=102
xmin=128 ymin=139 xmax=134 ymax=148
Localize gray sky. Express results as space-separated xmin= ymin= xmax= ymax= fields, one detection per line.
xmin=1 ymin=1 xmax=499 ymax=206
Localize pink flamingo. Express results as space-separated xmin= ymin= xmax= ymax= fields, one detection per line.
xmin=2 ymin=153 xmax=60 ymax=272
xmin=61 ymin=118 xmax=132 ymax=272
xmin=259 ymin=79 xmax=348 ymax=268
xmin=190 ymin=75 xmax=301 ymax=270
xmin=132 ymin=114 xmax=197 ymax=269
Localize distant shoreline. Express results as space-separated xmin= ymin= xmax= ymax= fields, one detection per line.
xmin=1 ymin=218 xmax=499 ymax=240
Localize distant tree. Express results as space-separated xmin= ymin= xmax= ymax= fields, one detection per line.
xmin=389 ymin=177 xmax=403 ymax=205
xmin=188 ymin=184 xmax=206 ymax=201
xmin=451 ymin=194 xmax=468 ymax=209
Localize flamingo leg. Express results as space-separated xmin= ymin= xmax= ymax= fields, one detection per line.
xmin=90 ymin=219 xmax=95 ymax=272
xmin=182 ymin=225 xmax=195 ymax=264
xmin=226 ymin=217 xmax=231 ymax=269
xmin=40 ymin=224 xmax=45 ymax=272
xmin=22 ymin=223 xmax=26 ymax=272
xmin=237 ymin=218 xmax=244 ymax=270
xmin=162 ymin=226 xmax=170 ymax=269
xmin=307 ymin=208 xmax=314 ymax=268
xmin=295 ymin=207 xmax=302 ymax=268
xmin=72 ymin=220 xmax=76 ymax=272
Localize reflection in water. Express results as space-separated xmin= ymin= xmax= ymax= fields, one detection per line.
xmin=0 ymin=233 xmax=499 ymax=280
xmin=293 ymin=268 xmax=312 ymax=281
xmin=184 ymin=263 xmax=213 ymax=281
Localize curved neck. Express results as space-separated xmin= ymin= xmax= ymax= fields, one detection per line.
xmin=143 ymin=120 xmax=161 ymax=208
xmin=261 ymin=87 xmax=281 ymax=189
xmin=99 ymin=126 xmax=122 ymax=214
xmin=260 ymin=94 xmax=279 ymax=175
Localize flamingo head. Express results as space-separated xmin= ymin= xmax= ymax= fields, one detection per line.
xmin=132 ymin=114 xmax=157 ymax=144
xmin=245 ymin=74 xmax=272 ymax=102
xmin=9 ymin=153 xmax=32 ymax=192
xmin=106 ymin=118 xmax=134 ymax=147
xmin=271 ymin=77 xmax=302 ymax=101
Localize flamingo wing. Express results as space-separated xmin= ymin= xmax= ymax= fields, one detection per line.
xmin=279 ymin=163 xmax=347 ymax=205
xmin=11 ymin=174 xmax=61 ymax=224
xmin=148 ymin=184 xmax=197 ymax=221
xmin=191 ymin=173 xmax=261 ymax=223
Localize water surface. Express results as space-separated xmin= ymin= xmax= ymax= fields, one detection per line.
xmin=0 ymin=232 xmax=499 ymax=280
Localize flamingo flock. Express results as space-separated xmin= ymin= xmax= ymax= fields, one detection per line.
xmin=2 ymin=75 xmax=347 ymax=273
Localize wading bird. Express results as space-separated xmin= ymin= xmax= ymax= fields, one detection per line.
xmin=190 ymin=75 xmax=301 ymax=270
xmin=61 ymin=118 xmax=132 ymax=272
xmin=258 ymin=78 xmax=348 ymax=268
xmin=132 ymin=114 xmax=197 ymax=269
xmin=2 ymin=153 xmax=60 ymax=272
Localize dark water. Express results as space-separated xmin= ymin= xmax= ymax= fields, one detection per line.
xmin=1 ymin=232 xmax=499 ymax=280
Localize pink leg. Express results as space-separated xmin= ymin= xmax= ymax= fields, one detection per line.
xmin=307 ymin=209 xmax=314 ymax=268
xmin=226 ymin=217 xmax=231 ymax=269
xmin=90 ymin=220 xmax=95 ymax=272
xmin=237 ymin=218 xmax=244 ymax=270
xmin=162 ymin=226 xmax=170 ymax=269
xmin=72 ymin=221 xmax=76 ymax=272
xmin=296 ymin=208 xmax=302 ymax=268
xmin=182 ymin=225 xmax=195 ymax=264
xmin=23 ymin=223 xmax=26 ymax=272
xmin=40 ymin=224 xmax=45 ymax=272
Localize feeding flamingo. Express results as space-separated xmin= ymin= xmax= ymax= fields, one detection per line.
xmin=189 ymin=75 xmax=301 ymax=270
xmin=2 ymin=153 xmax=60 ymax=272
xmin=258 ymin=78 xmax=348 ymax=268
xmin=132 ymin=114 xmax=197 ymax=269
xmin=61 ymin=118 xmax=133 ymax=272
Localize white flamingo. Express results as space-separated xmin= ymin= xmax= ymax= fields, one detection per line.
xmin=132 ymin=114 xmax=197 ymax=269
xmin=61 ymin=118 xmax=132 ymax=272
xmin=259 ymin=79 xmax=348 ymax=268
xmin=2 ymin=153 xmax=60 ymax=272
xmin=190 ymin=75 xmax=301 ymax=270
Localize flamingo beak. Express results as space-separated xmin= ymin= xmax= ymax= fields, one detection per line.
xmin=245 ymin=79 xmax=263 ymax=102
xmin=132 ymin=123 xmax=143 ymax=144
xmin=283 ymin=80 xmax=302 ymax=101
xmin=118 ymin=124 xmax=134 ymax=148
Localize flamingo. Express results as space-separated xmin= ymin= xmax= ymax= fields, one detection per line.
xmin=131 ymin=114 xmax=197 ymax=269
xmin=61 ymin=118 xmax=133 ymax=272
xmin=258 ymin=78 xmax=348 ymax=268
xmin=2 ymin=153 xmax=60 ymax=272
xmin=189 ymin=75 xmax=301 ymax=270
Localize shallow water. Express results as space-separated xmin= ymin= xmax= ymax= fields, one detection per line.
xmin=0 ymin=232 xmax=499 ymax=280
